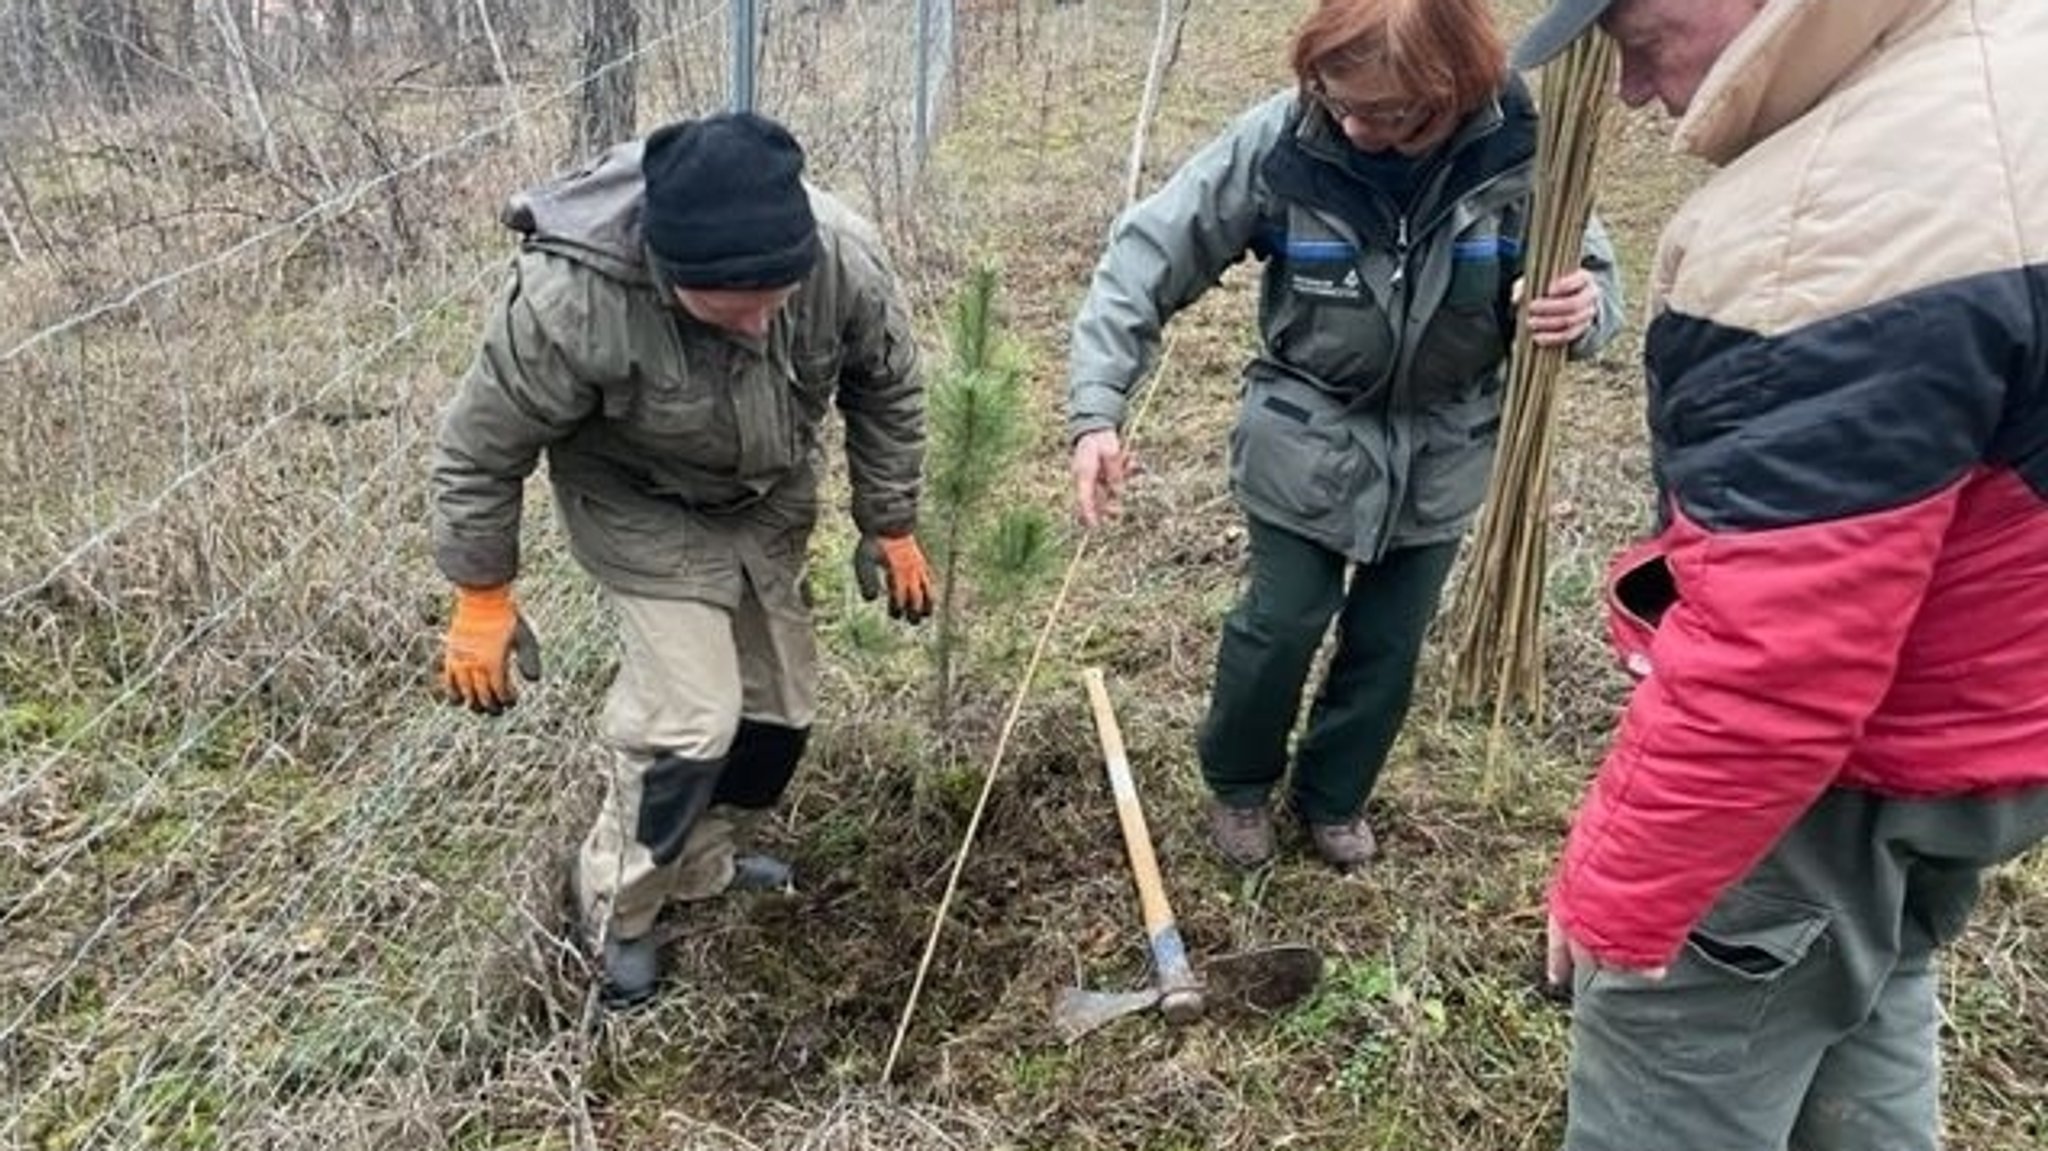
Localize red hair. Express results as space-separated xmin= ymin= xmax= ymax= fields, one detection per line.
xmin=1290 ymin=0 xmax=1507 ymax=119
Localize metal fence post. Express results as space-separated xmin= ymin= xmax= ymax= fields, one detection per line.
xmin=730 ymin=0 xmax=758 ymax=113
xmin=913 ymin=0 xmax=932 ymax=160
xmin=935 ymin=0 xmax=955 ymax=141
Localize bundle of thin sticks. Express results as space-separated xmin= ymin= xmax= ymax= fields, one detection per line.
xmin=1448 ymin=33 xmax=1619 ymax=732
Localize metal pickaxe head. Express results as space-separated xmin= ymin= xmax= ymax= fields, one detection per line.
xmin=1052 ymin=942 xmax=1323 ymax=1043
xmin=1060 ymin=671 xmax=1326 ymax=1043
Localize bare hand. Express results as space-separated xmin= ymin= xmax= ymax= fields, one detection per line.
xmin=1545 ymin=911 xmax=1667 ymax=991
xmin=1071 ymin=429 xmax=1133 ymax=528
xmin=1524 ymin=268 xmax=1602 ymax=348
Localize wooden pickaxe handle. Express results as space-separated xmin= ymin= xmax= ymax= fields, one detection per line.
xmin=1082 ymin=667 xmax=1204 ymax=1023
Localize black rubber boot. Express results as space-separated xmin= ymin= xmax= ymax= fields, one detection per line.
xmin=601 ymin=933 xmax=661 ymax=1010
xmin=730 ymin=852 xmax=794 ymax=891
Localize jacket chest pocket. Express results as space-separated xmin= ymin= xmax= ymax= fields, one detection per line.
xmin=1441 ymin=189 xmax=1524 ymax=311
xmin=1443 ymin=233 xmax=1511 ymax=312
xmin=693 ymin=349 xmax=810 ymax=480
xmin=622 ymin=316 xmax=718 ymax=435
xmin=1266 ymin=237 xmax=1399 ymax=395
xmin=1410 ymin=224 xmax=1511 ymax=398
xmin=1282 ymin=255 xmax=1370 ymax=311
xmin=1272 ymin=213 xmax=1375 ymax=310
xmin=626 ymin=344 xmax=737 ymax=470
xmin=630 ymin=366 xmax=729 ymax=444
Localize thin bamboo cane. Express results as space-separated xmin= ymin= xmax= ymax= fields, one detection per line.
xmin=1447 ymin=35 xmax=1618 ymax=752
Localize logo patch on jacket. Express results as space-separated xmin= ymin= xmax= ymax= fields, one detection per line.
xmin=1289 ymin=264 xmax=1366 ymax=305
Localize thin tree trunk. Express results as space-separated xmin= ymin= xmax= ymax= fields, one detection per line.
xmin=70 ymin=0 xmax=132 ymax=110
xmin=112 ymin=0 xmax=151 ymax=111
xmin=410 ymin=0 xmax=449 ymax=58
xmin=174 ymin=0 xmax=198 ymax=69
xmin=316 ymin=0 xmax=353 ymax=65
xmin=1 ymin=136 xmax=59 ymax=264
xmin=1123 ymin=0 xmax=1191 ymax=205
xmin=935 ymin=517 xmax=964 ymax=730
xmin=0 ymin=190 xmax=27 ymax=263
xmin=573 ymin=0 xmax=638 ymax=161
xmin=209 ymin=0 xmax=280 ymax=172
xmin=472 ymin=0 xmax=523 ymax=139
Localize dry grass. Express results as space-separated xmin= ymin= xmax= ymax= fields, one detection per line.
xmin=2 ymin=1 xmax=2044 ymax=1149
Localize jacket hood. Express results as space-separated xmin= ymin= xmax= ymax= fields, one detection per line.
xmin=498 ymin=140 xmax=861 ymax=297
xmin=499 ymin=140 xmax=656 ymax=285
xmin=1677 ymin=0 xmax=1946 ymax=165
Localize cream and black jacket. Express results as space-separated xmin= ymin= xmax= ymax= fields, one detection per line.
xmin=1558 ymin=0 xmax=2048 ymax=969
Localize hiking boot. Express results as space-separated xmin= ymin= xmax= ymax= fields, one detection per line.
xmin=1207 ymin=799 xmax=1276 ymax=869
xmin=1304 ymin=812 xmax=1377 ymax=870
xmin=601 ymin=933 xmax=661 ymax=1010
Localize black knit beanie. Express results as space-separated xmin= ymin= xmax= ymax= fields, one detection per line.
xmin=640 ymin=113 xmax=818 ymax=290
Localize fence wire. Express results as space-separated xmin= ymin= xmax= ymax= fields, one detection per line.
xmin=0 ymin=1 xmax=975 ymax=1147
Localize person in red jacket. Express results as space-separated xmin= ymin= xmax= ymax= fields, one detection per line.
xmin=1515 ymin=0 xmax=2048 ymax=1148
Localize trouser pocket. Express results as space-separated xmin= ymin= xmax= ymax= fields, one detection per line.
xmin=1685 ymin=885 xmax=1832 ymax=983
xmin=1579 ymin=885 xmax=1832 ymax=1076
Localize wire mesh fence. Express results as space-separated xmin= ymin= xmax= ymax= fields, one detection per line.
xmin=0 ymin=1 xmax=992 ymax=1146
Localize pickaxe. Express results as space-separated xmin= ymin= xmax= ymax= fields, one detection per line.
xmin=1053 ymin=667 xmax=1322 ymax=1042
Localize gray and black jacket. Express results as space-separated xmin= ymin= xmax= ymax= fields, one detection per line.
xmin=1067 ymin=80 xmax=1623 ymax=561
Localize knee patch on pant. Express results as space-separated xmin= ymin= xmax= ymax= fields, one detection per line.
xmin=636 ymin=752 xmax=722 ymax=866
xmin=712 ymin=720 xmax=809 ymax=810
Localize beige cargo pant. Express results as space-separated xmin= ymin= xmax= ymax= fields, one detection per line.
xmin=574 ymin=579 xmax=816 ymax=942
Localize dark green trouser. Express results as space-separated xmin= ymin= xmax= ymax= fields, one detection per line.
xmin=1197 ymin=517 xmax=1459 ymax=824
xmin=1567 ymin=785 xmax=2048 ymax=1151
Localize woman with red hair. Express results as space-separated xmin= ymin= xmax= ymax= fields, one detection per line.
xmin=1066 ymin=0 xmax=1622 ymax=870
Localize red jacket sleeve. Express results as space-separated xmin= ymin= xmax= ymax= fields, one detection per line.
xmin=1554 ymin=488 xmax=1963 ymax=968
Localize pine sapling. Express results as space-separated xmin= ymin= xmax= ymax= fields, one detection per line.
xmin=922 ymin=264 xmax=1052 ymax=728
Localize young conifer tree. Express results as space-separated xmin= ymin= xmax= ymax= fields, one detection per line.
xmin=923 ymin=265 xmax=1054 ymax=727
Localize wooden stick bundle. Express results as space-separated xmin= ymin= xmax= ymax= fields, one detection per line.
xmin=1448 ymin=34 xmax=1619 ymax=733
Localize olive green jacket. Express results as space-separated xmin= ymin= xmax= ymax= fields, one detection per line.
xmin=431 ymin=140 xmax=924 ymax=606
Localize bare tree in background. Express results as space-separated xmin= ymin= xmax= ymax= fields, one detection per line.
xmin=0 ymin=144 xmax=32 ymax=262
xmin=574 ymin=0 xmax=637 ymax=162
xmin=73 ymin=0 xmax=139 ymax=110
xmin=172 ymin=0 xmax=199 ymax=68
xmin=313 ymin=0 xmax=353 ymax=63
xmin=18 ymin=0 xmax=155 ymax=111
xmin=1125 ymin=0 xmax=1192 ymax=205
xmin=408 ymin=0 xmax=451 ymax=57
xmin=211 ymin=0 xmax=281 ymax=171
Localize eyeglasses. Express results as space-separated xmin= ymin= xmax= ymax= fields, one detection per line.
xmin=1308 ymin=76 xmax=1427 ymax=126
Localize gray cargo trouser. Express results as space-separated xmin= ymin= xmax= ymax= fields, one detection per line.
xmin=575 ymin=578 xmax=816 ymax=941
xmin=1566 ymin=784 xmax=2048 ymax=1151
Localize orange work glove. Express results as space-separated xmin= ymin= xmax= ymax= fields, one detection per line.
xmin=852 ymin=533 xmax=933 ymax=624
xmin=439 ymin=583 xmax=543 ymax=714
